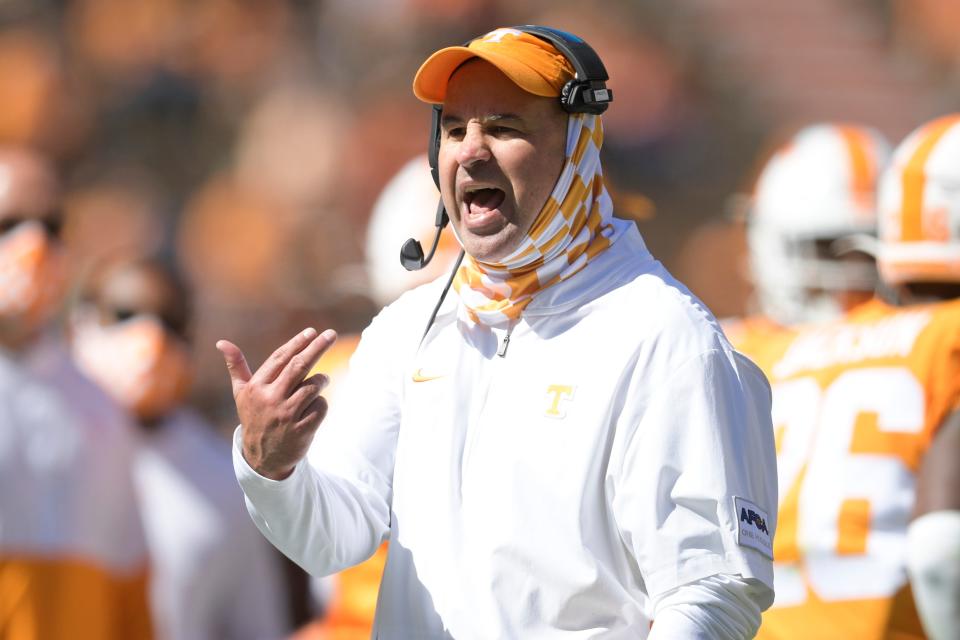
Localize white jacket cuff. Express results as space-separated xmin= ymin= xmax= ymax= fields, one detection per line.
xmin=648 ymin=573 xmax=769 ymax=639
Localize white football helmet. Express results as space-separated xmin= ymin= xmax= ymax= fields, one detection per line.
xmin=748 ymin=123 xmax=891 ymax=324
xmin=877 ymin=114 xmax=960 ymax=286
xmin=364 ymin=154 xmax=461 ymax=307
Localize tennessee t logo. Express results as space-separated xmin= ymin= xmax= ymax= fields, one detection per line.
xmin=545 ymin=385 xmax=575 ymax=418
xmin=482 ymin=28 xmax=523 ymax=43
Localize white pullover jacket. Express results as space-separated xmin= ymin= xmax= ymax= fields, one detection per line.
xmin=137 ymin=409 xmax=290 ymax=640
xmin=0 ymin=337 xmax=151 ymax=637
xmin=235 ymin=226 xmax=777 ymax=638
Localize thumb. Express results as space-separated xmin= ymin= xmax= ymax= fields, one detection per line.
xmin=216 ymin=339 xmax=253 ymax=393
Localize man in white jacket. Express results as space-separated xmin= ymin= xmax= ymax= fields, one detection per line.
xmin=72 ymin=258 xmax=292 ymax=640
xmin=220 ymin=26 xmax=778 ymax=638
xmin=0 ymin=147 xmax=152 ymax=638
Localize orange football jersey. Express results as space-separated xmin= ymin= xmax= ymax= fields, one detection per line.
xmin=724 ymin=315 xmax=796 ymax=375
xmin=738 ymin=298 xmax=960 ymax=639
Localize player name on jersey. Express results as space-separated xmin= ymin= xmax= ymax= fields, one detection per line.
xmin=772 ymin=309 xmax=930 ymax=379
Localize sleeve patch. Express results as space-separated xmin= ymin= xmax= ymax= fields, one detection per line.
xmin=734 ymin=496 xmax=773 ymax=559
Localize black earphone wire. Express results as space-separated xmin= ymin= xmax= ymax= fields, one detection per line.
xmin=419 ymin=249 xmax=465 ymax=347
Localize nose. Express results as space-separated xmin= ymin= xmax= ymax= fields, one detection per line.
xmin=456 ymin=122 xmax=491 ymax=168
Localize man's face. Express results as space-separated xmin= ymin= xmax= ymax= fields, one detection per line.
xmin=0 ymin=150 xmax=64 ymax=350
xmin=72 ymin=262 xmax=192 ymax=423
xmin=438 ymin=60 xmax=567 ymax=262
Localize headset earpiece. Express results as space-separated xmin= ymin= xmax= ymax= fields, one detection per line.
xmin=428 ymin=105 xmax=443 ymax=190
xmin=560 ymin=79 xmax=612 ymax=115
xmin=518 ymin=25 xmax=612 ymax=115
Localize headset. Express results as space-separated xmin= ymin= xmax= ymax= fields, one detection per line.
xmin=399 ymin=25 xmax=612 ymax=273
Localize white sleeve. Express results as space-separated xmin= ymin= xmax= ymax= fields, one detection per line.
xmin=610 ymin=348 xmax=777 ymax=602
xmin=233 ymin=306 xmax=407 ymax=577
xmin=648 ymin=574 xmax=767 ymax=639
xmin=233 ymin=429 xmax=391 ymax=576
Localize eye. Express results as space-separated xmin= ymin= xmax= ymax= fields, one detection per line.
xmin=488 ymin=124 xmax=525 ymax=139
xmin=111 ymin=307 xmax=139 ymax=324
xmin=41 ymin=217 xmax=63 ymax=239
xmin=0 ymin=214 xmax=62 ymax=239
xmin=444 ymin=126 xmax=466 ymax=140
xmin=0 ymin=218 xmax=24 ymax=235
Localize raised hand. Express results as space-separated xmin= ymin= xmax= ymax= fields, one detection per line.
xmin=217 ymin=328 xmax=337 ymax=480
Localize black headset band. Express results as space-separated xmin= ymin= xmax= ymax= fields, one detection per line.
xmin=498 ymin=25 xmax=609 ymax=84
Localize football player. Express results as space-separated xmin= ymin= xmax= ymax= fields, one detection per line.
xmin=754 ymin=114 xmax=960 ymax=639
xmin=876 ymin=114 xmax=960 ymax=640
xmin=726 ymin=123 xmax=891 ymax=366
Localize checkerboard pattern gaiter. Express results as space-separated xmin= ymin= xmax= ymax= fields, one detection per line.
xmin=453 ymin=114 xmax=630 ymax=327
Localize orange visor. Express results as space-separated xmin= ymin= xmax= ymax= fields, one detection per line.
xmin=413 ymin=27 xmax=575 ymax=103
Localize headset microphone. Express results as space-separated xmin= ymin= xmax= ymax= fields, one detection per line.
xmin=400 ymin=198 xmax=450 ymax=271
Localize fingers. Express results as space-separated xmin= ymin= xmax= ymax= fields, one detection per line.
xmin=295 ymin=395 xmax=329 ymax=432
xmin=287 ymin=373 xmax=330 ymax=412
xmin=251 ymin=327 xmax=321 ymax=385
xmin=274 ymin=329 xmax=338 ymax=395
xmin=216 ymin=339 xmax=253 ymax=393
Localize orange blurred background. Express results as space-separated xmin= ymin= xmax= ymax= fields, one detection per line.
xmin=3 ymin=0 xmax=958 ymax=630
xmin=4 ymin=0 xmax=953 ymax=427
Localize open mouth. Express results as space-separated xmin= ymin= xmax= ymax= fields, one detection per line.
xmin=464 ymin=187 xmax=506 ymax=219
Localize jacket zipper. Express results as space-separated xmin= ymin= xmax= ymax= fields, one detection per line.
xmin=496 ymin=323 xmax=514 ymax=357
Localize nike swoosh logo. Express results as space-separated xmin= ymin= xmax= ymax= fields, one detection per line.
xmin=412 ymin=369 xmax=445 ymax=382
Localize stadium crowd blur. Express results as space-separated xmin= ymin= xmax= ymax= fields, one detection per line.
xmin=2 ymin=0 xmax=960 ymax=637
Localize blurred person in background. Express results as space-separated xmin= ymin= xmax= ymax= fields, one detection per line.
xmin=872 ymin=114 xmax=960 ymax=640
xmin=747 ymin=114 xmax=960 ymax=639
xmin=222 ymin=26 xmax=777 ymax=638
xmin=725 ymin=122 xmax=892 ymax=361
xmin=363 ymin=154 xmax=463 ymax=310
xmin=70 ymin=257 xmax=292 ymax=640
xmin=0 ymin=146 xmax=151 ymax=638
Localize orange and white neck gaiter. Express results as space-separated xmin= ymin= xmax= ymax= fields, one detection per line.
xmin=71 ymin=311 xmax=192 ymax=421
xmin=452 ymin=114 xmax=630 ymax=327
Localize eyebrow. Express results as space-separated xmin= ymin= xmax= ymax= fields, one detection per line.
xmin=440 ymin=113 xmax=524 ymax=127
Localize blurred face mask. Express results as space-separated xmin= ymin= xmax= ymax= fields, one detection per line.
xmin=0 ymin=220 xmax=65 ymax=331
xmin=71 ymin=309 xmax=192 ymax=421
